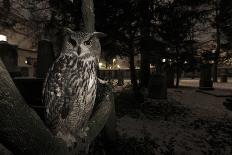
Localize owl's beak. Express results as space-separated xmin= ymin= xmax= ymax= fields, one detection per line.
xmin=77 ymin=46 xmax=81 ymax=55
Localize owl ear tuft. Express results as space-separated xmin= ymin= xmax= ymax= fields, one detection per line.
xmin=91 ymin=32 xmax=107 ymax=38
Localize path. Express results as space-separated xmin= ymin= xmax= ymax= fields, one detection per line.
xmin=180 ymin=78 xmax=232 ymax=90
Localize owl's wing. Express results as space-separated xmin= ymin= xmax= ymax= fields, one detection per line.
xmin=43 ymin=54 xmax=73 ymax=129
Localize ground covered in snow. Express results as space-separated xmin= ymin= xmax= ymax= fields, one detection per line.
xmin=111 ymin=85 xmax=232 ymax=155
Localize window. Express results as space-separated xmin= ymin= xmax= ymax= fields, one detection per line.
xmin=0 ymin=34 xmax=7 ymax=41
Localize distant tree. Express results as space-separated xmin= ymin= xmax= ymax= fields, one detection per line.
xmin=207 ymin=0 xmax=222 ymax=82
xmin=48 ymin=0 xmax=82 ymax=30
xmin=217 ymin=0 xmax=232 ymax=66
xmin=154 ymin=0 xmax=209 ymax=87
xmin=220 ymin=0 xmax=232 ymax=45
xmin=0 ymin=0 xmax=51 ymax=47
xmin=95 ymin=0 xmax=142 ymax=93
xmin=193 ymin=0 xmax=227 ymax=82
xmin=137 ymin=0 xmax=155 ymax=88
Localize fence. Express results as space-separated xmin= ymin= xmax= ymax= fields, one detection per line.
xmin=98 ymin=69 xmax=140 ymax=80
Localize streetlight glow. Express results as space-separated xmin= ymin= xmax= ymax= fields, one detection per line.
xmin=0 ymin=34 xmax=7 ymax=41
xmin=99 ymin=62 xmax=103 ymax=68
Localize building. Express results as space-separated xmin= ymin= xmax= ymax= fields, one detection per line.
xmin=0 ymin=0 xmax=50 ymax=77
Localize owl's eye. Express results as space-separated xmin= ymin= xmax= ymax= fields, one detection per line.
xmin=84 ymin=40 xmax=92 ymax=46
xmin=68 ymin=38 xmax=77 ymax=47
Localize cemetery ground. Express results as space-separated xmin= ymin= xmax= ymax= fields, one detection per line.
xmin=101 ymin=79 xmax=232 ymax=155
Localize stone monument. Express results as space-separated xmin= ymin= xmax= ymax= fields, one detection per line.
xmin=148 ymin=73 xmax=167 ymax=99
xmin=199 ymin=64 xmax=213 ymax=90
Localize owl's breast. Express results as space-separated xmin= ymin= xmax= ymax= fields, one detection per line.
xmin=67 ymin=58 xmax=97 ymax=126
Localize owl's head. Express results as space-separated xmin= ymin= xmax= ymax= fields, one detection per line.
xmin=61 ymin=28 xmax=105 ymax=61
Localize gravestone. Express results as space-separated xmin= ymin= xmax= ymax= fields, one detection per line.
xmin=166 ymin=65 xmax=175 ymax=88
xmin=199 ymin=64 xmax=213 ymax=90
xmin=220 ymin=69 xmax=228 ymax=83
xmin=0 ymin=41 xmax=20 ymax=76
xmin=223 ymin=97 xmax=232 ymax=111
xmin=36 ymin=40 xmax=54 ymax=78
xmin=148 ymin=74 xmax=167 ymax=99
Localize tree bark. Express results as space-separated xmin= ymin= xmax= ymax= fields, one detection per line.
xmin=175 ymin=46 xmax=180 ymax=88
xmin=140 ymin=52 xmax=150 ymax=88
xmin=86 ymin=82 xmax=114 ymax=144
xmin=139 ymin=0 xmax=152 ymax=88
xmin=81 ymin=0 xmax=95 ymax=32
xmin=0 ymin=58 xmax=70 ymax=155
xmin=129 ymin=48 xmax=139 ymax=91
xmin=213 ymin=0 xmax=221 ymax=82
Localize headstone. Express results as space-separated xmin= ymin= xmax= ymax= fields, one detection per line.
xmin=148 ymin=74 xmax=167 ymax=99
xmin=220 ymin=69 xmax=228 ymax=83
xmin=223 ymin=97 xmax=232 ymax=111
xmin=0 ymin=41 xmax=19 ymax=76
xmin=36 ymin=40 xmax=54 ymax=78
xmin=166 ymin=65 xmax=175 ymax=88
xmin=199 ymin=64 xmax=213 ymax=90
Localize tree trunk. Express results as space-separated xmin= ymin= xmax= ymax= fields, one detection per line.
xmin=129 ymin=49 xmax=139 ymax=91
xmin=81 ymin=0 xmax=95 ymax=32
xmin=139 ymin=0 xmax=152 ymax=88
xmin=0 ymin=58 xmax=70 ymax=155
xmin=176 ymin=68 xmax=180 ymax=88
xmin=175 ymin=46 xmax=180 ymax=88
xmin=86 ymin=82 xmax=114 ymax=144
xmin=213 ymin=0 xmax=221 ymax=82
xmin=140 ymin=52 xmax=150 ymax=88
xmin=213 ymin=29 xmax=220 ymax=82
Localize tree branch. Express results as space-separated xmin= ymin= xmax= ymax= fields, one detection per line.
xmin=0 ymin=58 xmax=70 ymax=155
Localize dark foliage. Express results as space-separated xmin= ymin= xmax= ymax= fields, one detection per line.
xmin=49 ymin=0 xmax=82 ymax=30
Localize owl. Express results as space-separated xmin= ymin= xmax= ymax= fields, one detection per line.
xmin=42 ymin=28 xmax=105 ymax=149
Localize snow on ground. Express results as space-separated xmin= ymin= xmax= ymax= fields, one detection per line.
xmin=180 ymin=78 xmax=232 ymax=90
xmin=116 ymin=81 xmax=232 ymax=155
